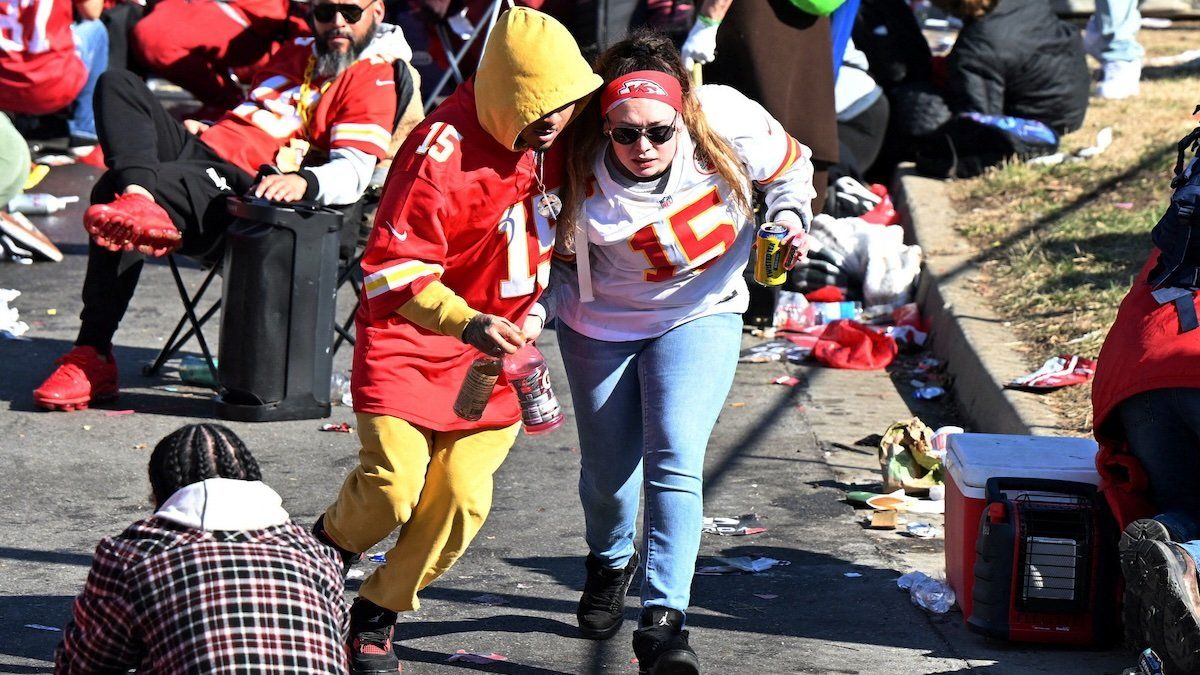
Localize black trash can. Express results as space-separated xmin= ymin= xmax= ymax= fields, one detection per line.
xmin=216 ymin=196 xmax=342 ymax=422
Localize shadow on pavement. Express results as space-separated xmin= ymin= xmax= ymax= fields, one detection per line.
xmin=0 ymin=594 xmax=72 ymax=665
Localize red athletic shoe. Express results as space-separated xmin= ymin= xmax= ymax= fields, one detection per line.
xmin=83 ymin=193 xmax=181 ymax=256
xmin=33 ymin=346 xmax=119 ymax=411
xmin=860 ymin=184 xmax=900 ymax=226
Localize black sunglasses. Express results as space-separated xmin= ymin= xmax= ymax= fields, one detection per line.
xmin=605 ymin=113 xmax=679 ymax=146
xmin=312 ymin=0 xmax=376 ymax=24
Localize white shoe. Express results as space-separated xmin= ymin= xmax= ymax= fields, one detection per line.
xmin=1097 ymin=59 xmax=1142 ymax=99
xmin=0 ymin=211 xmax=63 ymax=262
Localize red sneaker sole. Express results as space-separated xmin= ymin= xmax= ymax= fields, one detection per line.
xmin=34 ymin=391 xmax=118 ymax=412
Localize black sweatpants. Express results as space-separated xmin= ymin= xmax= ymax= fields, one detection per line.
xmin=76 ymin=70 xmax=253 ymax=351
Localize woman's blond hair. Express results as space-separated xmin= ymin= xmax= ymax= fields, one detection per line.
xmin=558 ymin=29 xmax=751 ymax=250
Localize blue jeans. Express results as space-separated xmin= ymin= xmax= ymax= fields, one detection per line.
xmin=1087 ymin=0 xmax=1143 ymax=64
xmin=557 ymin=313 xmax=742 ymax=616
xmin=70 ymin=20 xmax=109 ymax=142
xmin=1118 ymin=388 xmax=1200 ymax=544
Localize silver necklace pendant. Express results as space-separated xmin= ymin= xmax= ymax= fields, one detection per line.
xmin=537 ymin=193 xmax=562 ymax=219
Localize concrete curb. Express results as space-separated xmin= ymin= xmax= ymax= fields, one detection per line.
xmin=893 ymin=165 xmax=1070 ymax=436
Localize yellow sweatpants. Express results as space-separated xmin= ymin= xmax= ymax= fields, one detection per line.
xmin=322 ymin=413 xmax=520 ymax=612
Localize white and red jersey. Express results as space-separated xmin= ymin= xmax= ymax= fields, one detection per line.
xmin=0 ymin=0 xmax=87 ymax=114
xmin=554 ymin=84 xmax=815 ymax=341
xmin=200 ymin=25 xmax=410 ymax=175
xmin=351 ymin=79 xmax=561 ymax=431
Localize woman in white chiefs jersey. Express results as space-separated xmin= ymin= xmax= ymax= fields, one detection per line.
xmin=548 ymin=30 xmax=816 ymax=674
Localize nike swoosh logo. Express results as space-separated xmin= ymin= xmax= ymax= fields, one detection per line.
xmin=385 ymin=221 xmax=408 ymax=241
xmin=376 ymin=79 xmax=393 ymax=86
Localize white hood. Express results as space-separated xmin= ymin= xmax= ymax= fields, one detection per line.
xmin=155 ymin=478 xmax=291 ymax=531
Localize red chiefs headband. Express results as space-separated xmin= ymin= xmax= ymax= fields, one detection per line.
xmin=599 ymin=70 xmax=684 ymax=116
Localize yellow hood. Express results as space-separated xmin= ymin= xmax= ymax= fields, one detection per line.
xmin=475 ymin=8 xmax=602 ymax=152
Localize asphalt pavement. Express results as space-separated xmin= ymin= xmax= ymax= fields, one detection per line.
xmin=0 ymin=163 xmax=1137 ymax=673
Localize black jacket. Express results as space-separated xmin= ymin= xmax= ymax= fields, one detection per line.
xmin=946 ymin=0 xmax=1089 ymax=135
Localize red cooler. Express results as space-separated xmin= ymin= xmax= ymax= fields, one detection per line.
xmin=944 ymin=434 xmax=1102 ymax=621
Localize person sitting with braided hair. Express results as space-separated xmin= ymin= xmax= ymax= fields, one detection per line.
xmin=55 ymin=423 xmax=349 ymax=674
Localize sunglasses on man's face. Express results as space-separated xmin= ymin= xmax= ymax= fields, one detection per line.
xmin=312 ymin=0 xmax=375 ymax=24
xmin=605 ymin=113 xmax=679 ymax=146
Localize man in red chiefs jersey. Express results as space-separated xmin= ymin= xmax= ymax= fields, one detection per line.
xmin=131 ymin=0 xmax=310 ymax=113
xmin=306 ymin=8 xmax=600 ymax=673
xmin=32 ymin=0 xmax=413 ymax=411
xmin=0 ymin=0 xmax=109 ymax=144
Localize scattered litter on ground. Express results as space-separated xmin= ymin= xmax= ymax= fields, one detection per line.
xmin=879 ymin=418 xmax=942 ymax=493
xmin=104 ymin=410 xmax=134 ymax=417
xmin=771 ymin=375 xmax=801 ymax=386
xmin=320 ymin=422 xmax=353 ymax=433
xmin=178 ymin=355 xmax=219 ymax=388
xmin=912 ymin=386 xmax=945 ymax=400
xmin=844 ymin=572 xmax=863 ymax=578
xmin=1027 ymin=127 xmax=1113 ymax=166
xmin=82 ymin=425 xmax=92 ymax=431
xmin=739 ymin=339 xmax=810 ymax=364
xmin=330 ymin=371 xmax=353 ymax=406
xmin=867 ymin=489 xmax=945 ymax=514
xmin=25 ymin=624 xmax=60 ymax=632
xmin=1147 ymin=48 xmax=1200 ymax=68
xmin=132 ymin=443 xmax=147 ymax=450
xmin=1004 ymin=354 xmax=1096 ymax=392
xmin=702 ymin=514 xmax=767 ymax=536
xmin=869 ymin=511 xmax=898 ymax=529
xmin=696 ymin=556 xmax=791 ymax=575
xmin=1125 ymin=647 xmax=1166 ymax=675
xmin=345 ymin=569 xmax=364 ymax=580
xmin=813 ymin=320 xmax=898 ymax=370
xmin=369 ymin=554 xmax=386 ymax=563
xmin=1114 ymin=202 xmax=1134 ymax=209
xmin=46 ymin=308 xmax=56 ymax=315
xmin=897 ymin=571 xmax=955 ymax=613
xmin=846 ymin=490 xmax=881 ymax=505
xmin=470 ymin=594 xmax=508 ymax=606
xmin=448 ymin=650 xmax=508 ymax=664
xmin=754 ymin=593 xmax=778 ymax=600
xmin=729 ymin=401 xmax=746 ymax=408
xmin=905 ymin=522 xmax=939 ymax=539
xmin=0 ymin=289 xmax=30 ymax=339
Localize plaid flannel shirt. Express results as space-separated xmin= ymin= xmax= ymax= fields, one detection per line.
xmin=55 ymin=517 xmax=349 ymax=674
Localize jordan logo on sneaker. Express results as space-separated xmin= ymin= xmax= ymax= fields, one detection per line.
xmin=206 ymin=168 xmax=230 ymax=192
xmin=656 ymin=613 xmax=670 ymax=627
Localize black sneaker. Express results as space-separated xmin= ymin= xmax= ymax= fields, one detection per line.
xmin=577 ymin=551 xmax=639 ymax=640
xmin=349 ymin=597 xmax=400 ymax=674
xmin=1137 ymin=539 xmax=1200 ymax=673
xmin=1120 ymin=518 xmax=1172 ymax=648
xmin=313 ymin=514 xmax=363 ymax=577
xmin=632 ymin=607 xmax=699 ymax=675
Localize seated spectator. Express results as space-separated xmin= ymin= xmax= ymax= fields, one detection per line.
xmin=836 ymin=37 xmax=889 ymax=179
xmin=0 ymin=111 xmax=61 ymax=262
xmin=131 ymin=0 xmax=308 ymax=114
xmin=915 ymin=0 xmax=1089 ymax=177
xmin=1093 ymin=145 xmax=1200 ymax=668
xmin=0 ymin=0 xmax=109 ymax=148
xmin=31 ymin=0 xmax=413 ymax=411
xmin=54 ymin=423 xmax=349 ymax=673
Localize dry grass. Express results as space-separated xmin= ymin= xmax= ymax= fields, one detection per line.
xmin=944 ymin=21 xmax=1200 ymax=434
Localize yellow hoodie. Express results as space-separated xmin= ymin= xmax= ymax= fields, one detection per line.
xmin=474 ymin=7 xmax=602 ymax=152
xmin=395 ymin=7 xmax=600 ymax=339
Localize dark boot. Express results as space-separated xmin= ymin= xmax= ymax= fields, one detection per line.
xmin=1120 ymin=518 xmax=1171 ymax=648
xmin=632 ymin=607 xmax=699 ymax=675
xmin=577 ymin=551 xmax=639 ymax=639
xmin=313 ymin=514 xmax=362 ymax=577
xmin=1136 ymin=539 xmax=1200 ymax=673
xmin=348 ymin=597 xmax=400 ymax=674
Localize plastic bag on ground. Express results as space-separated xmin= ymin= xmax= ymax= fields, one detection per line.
xmin=878 ymin=418 xmax=943 ymax=493
xmin=897 ymin=571 xmax=955 ymax=613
